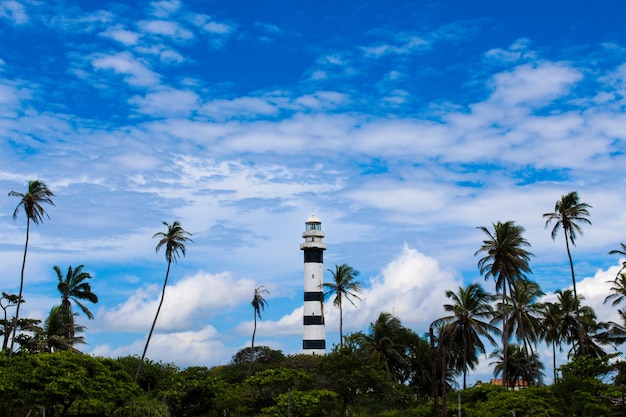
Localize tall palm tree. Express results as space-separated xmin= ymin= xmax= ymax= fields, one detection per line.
xmin=247 ymin=285 xmax=269 ymax=377
xmin=322 ymin=264 xmax=363 ymax=348
xmin=543 ymin=191 xmax=591 ymax=342
xmin=8 ymin=179 xmax=55 ymax=357
xmin=433 ymin=283 xmax=499 ymax=389
xmin=540 ymin=300 xmax=565 ymax=382
xmin=475 ymin=221 xmax=533 ymax=388
xmin=136 ymin=221 xmax=193 ymax=381
xmin=54 ymin=265 xmax=98 ymax=340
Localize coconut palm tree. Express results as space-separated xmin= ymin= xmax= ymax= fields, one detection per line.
xmin=8 ymin=179 xmax=55 ymax=357
xmin=247 ymin=285 xmax=269 ymax=377
xmin=540 ymin=300 xmax=565 ymax=382
xmin=322 ymin=264 xmax=363 ymax=348
xmin=136 ymin=221 xmax=193 ymax=381
xmin=543 ymin=191 xmax=591 ymax=343
xmin=490 ymin=344 xmax=544 ymax=387
xmin=43 ymin=305 xmax=86 ymax=352
xmin=359 ymin=312 xmax=411 ymax=382
xmin=475 ymin=220 xmax=533 ymax=388
xmin=54 ymin=265 xmax=98 ymax=340
xmin=433 ymin=283 xmax=499 ymax=389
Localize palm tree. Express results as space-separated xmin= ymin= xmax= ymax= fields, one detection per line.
xmin=359 ymin=312 xmax=411 ymax=382
xmin=475 ymin=220 xmax=533 ymax=388
xmin=136 ymin=221 xmax=193 ymax=381
xmin=8 ymin=179 xmax=55 ymax=357
xmin=322 ymin=264 xmax=363 ymax=348
xmin=543 ymin=191 xmax=591 ymax=343
xmin=605 ymin=272 xmax=626 ymax=307
xmin=490 ymin=344 xmax=544 ymax=387
xmin=606 ymin=243 xmax=626 ymax=307
xmin=43 ymin=305 xmax=86 ymax=352
xmin=54 ymin=265 xmax=98 ymax=340
xmin=247 ymin=285 xmax=269 ymax=377
xmin=433 ymin=283 xmax=499 ymax=389
xmin=541 ymin=300 xmax=565 ymax=382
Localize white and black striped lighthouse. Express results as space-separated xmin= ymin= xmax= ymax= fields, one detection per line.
xmin=300 ymin=214 xmax=326 ymax=354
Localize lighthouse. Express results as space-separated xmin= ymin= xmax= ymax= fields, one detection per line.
xmin=300 ymin=214 xmax=326 ymax=354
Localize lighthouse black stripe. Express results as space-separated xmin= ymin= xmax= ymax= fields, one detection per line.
xmin=303 ymin=315 xmax=324 ymax=325
xmin=303 ymin=249 xmax=324 ymax=263
xmin=303 ymin=340 xmax=326 ymax=350
xmin=304 ymin=291 xmax=324 ymax=301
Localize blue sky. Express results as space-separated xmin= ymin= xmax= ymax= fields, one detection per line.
xmin=2 ymin=0 xmax=626 ymax=385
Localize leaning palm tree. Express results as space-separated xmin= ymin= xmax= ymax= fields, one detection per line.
xmin=543 ymin=191 xmax=591 ymax=332
xmin=247 ymin=285 xmax=269 ymax=377
xmin=475 ymin=221 xmax=533 ymax=388
xmin=136 ymin=221 xmax=193 ymax=381
xmin=322 ymin=264 xmax=363 ymax=348
xmin=54 ymin=265 xmax=98 ymax=340
xmin=434 ymin=283 xmax=499 ymax=389
xmin=8 ymin=179 xmax=55 ymax=357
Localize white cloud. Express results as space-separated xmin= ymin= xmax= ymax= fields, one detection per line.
xmin=129 ymin=88 xmax=199 ymax=117
xmin=0 ymin=0 xmax=27 ymax=24
xmin=91 ymin=51 xmax=160 ymax=87
xmin=99 ymin=271 xmax=254 ymax=332
xmin=488 ymin=62 xmax=583 ymax=106
xmin=138 ymin=19 xmax=193 ymax=41
xmin=101 ymin=26 xmax=141 ymax=45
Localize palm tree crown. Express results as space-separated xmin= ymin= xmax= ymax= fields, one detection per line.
xmin=434 ymin=283 xmax=499 ymax=389
xmin=153 ymin=220 xmax=193 ymax=264
xmin=9 ymin=179 xmax=56 ymax=224
xmin=8 ymin=179 xmax=55 ymax=357
xmin=54 ymin=265 xmax=99 ymax=320
xmin=322 ymin=263 xmax=363 ymax=348
xmin=54 ymin=265 xmax=98 ymax=341
xmin=543 ymin=191 xmax=591 ymax=301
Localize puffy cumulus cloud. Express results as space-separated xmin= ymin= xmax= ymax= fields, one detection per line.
xmin=99 ymin=271 xmax=255 ymax=332
xmin=91 ymin=51 xmax=160 ymax=87
xmin=488 ymin=62 xmax=583 ymax=106
xmin=199 ymin=96 xmax=280 ymax=120
xmin=354 ymin=244 xmax=459 ymax=331
xmin=90 ymin=325 xmax=231 ymax=367
xmin=574 ymin=263 xmax=625 ymax=325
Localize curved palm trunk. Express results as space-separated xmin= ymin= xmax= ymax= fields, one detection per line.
xmin=247 ymin=315 xmax=257 ymax=378
xmin=339 ymin=303 xmax=343 ymax=348
xmin=136 ymin=260 xmax=171 ymax=381
xmin=564 ymin=230 xmax=585 ymax=354
xmin=9 ymin=218 xmax=30 ymax=358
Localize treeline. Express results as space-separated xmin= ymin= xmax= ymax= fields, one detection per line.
xmin=3 ymin=332 xmax=626 ymax=416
